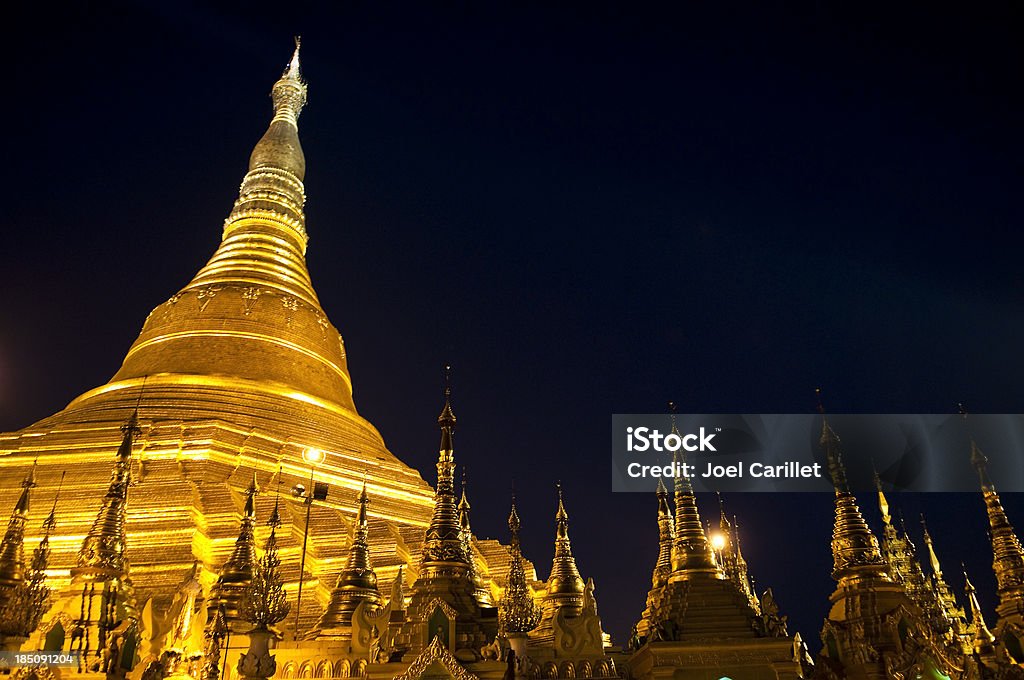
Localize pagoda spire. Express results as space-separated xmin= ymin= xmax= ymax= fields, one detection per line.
xmin=820 ymin=416 xmax=887 ymax=581
xmin=544 ymin=484 xmax=586 ymax=616
xmin=651 ymin=478 xmax=674 ymax=589
xmin=208 ymin=473 xmax=260 ymax=628
xmin=730 ymin=516 xmax=759 ymax=613
xmin=667 ymin=404 xmax=719 ymax=579
xmin=920 ymin=515 xmax=966 ymax=638
xmin=874 ymin=470 xmax=910 ymax=580
xmin=75 ymin=411 xmax=141 ymax=581
xmin=314 ymin=481 xmax=382 ymax=634
xmin=921 ymin=515 xmax=943 ymax=578
xmin=197 ymin=37 xmax=310 ymax=277
xmin=498 ymin=497 xmax=540 ymax=635
xmin=421 ymin=366 xmax=469 ymax=568
xmin=964 ymin=569 xmax=996 ymax=656
xmin=0 ymin=470 xmax=63 ymax=642
xmin=0 ymin=464 xmax=36 ymax=590
xmin=109 ymin=40 xmax=361 ymax=413
xmin=971 ymin=441 xmax=1024 ymax=620
xmin=458 ymin=471 xmax=492 ymax=606
xmin=240 ymin=487 xmax=290 ymax=630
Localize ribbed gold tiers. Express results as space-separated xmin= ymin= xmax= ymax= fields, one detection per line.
xmin=0 ymin=44 xmax=435 ymax=628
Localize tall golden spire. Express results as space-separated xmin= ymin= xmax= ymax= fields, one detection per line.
xmin=544 ymin=484 xmax=586 ymax=616
xmin=0 ymin=464 xmax=35 ymax=590
xmin=108 ymin=39 xmax=360 ymax=411
xmin=498 ymin=497 xmax=540 ymax=635
xmin=422 ymin=367 xmax=469 ymax=569
xmin=74 ymin=412 xmax=141 ymax=581
xmin=208 ymin=473 xmax=260 ymax=627
xmin=970 ymin=441 xmax=1024 ymax=619
xmin=667 ymin=405 xmax=719 ymax=579
xmin=192 ymin=36 xmax=309 ymax=289
xmin=651 ymin=478 xmax=674 ymax=589
xmin=314 ymin=481 xmax=383 ymax=634
xmin=820 ymin=416 xmax=887 ymax=581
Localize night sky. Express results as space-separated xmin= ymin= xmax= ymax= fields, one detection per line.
xmin=2 ymin=2 xmax=1022 ymax=649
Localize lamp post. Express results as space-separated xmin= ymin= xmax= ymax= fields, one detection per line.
xmin=292 ymin=447 xmax=329 ymax=640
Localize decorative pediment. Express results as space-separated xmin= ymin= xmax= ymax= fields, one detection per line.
xmin=416 ymin=598 xmax=459 ymax=623
xmin=393 ymin=636 xmax=478 ymax=680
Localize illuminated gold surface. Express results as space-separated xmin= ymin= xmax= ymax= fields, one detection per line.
xmin=5 ymin=39 xmax=1023 ymax=680
xmin=0 ymin=45 xmax=437 ymax=643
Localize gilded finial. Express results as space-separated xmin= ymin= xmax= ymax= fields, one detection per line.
xmin=970 ymin=440 xmax=994 ymax=491
xmin=13 ymin=462 xmax=36 ymax=516
xmin=438 ymin=364 xmax=456 ymax=430
xmin=817 ymin=390 xmax=848 ymax=492
xmin=285 ymin=36 xmax=302 ymax=80
xmin=42 ymin=472 xmax=65 ymax=534
xmin=270 ymin=38 xmax=307 ymax=127
xmin=357 ymin=480 xmax=369 ymax=527
xmin=820 ymin=419 xmax=849 ymax=493
xmin=556 ymin=482 xmax=568 ymax=521
xmin=268 ymin=480 xmax=282 ymax=529
xmin=873 ymin=465 xmax=891 ymax=525
xmin=243 ymin=471 xmax=259 ymax=517
xmin=22 ymin=462 xmax=37 ymax=489
xmin=508 ymin=495 xmax=521 ymax=537
xmin=459 ymin=467 xmax=469 ymax=511
xmin=919 ymin=514 xmax=946 ymax=579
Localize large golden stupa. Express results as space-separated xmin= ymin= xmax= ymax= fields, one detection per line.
xmin=0 ymin=43 xmax=438 ymax=626
xmin=3 ymin=40 xmax=1024 ymax=680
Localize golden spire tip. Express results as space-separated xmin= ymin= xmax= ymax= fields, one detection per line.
xmin=285 ymin=36 xmax=302 ymax=80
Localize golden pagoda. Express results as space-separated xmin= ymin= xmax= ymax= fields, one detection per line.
xmin=816 ymin=416 xmax=963 ymax=680
xmin=0 ymin=40 xmax=439 ymax=647
xmin=10 ymin=36 xmax=1024 ymax=680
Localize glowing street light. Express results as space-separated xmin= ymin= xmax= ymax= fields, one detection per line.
xmin=710 ymin=531 xmax=728 ymax=551
xmin=302 ymin=447 xmax=325 ymax=465
xmin=292 ymin=447 xmax=329 ymax=639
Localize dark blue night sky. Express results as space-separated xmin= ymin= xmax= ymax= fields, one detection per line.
xmin=1 ymin=2 xmax=1021 ymax=647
